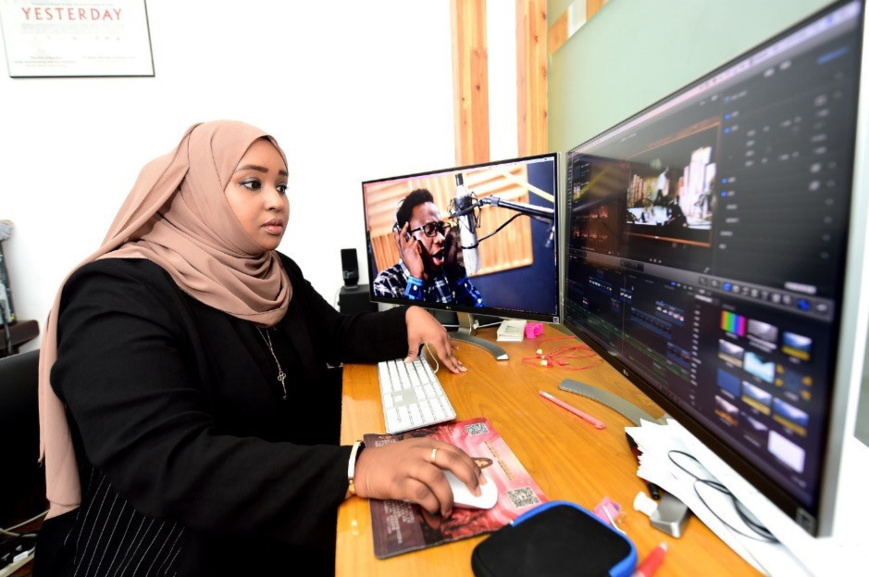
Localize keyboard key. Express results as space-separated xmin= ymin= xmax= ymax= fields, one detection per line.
xmin=385 ymin=407 xmax=398 ymax=432
xmin=421 ymin=403 xmax=435 ymax=424
xmin=409 ymin=404 xmax=422 ymax=425
xmin=433 ymin=401 xmax=446 ymax=422
xmin=397 ymin=363 xmax=412 ymax=389
xmin=410 ymin=370 xmax=422 ymax=387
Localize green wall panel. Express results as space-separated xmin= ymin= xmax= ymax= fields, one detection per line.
xmin=549 ymin=0 xmax=833 ymax=153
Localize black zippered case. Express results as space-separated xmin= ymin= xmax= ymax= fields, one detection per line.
xmin=471 ymin=501 xmax=637 ymax=577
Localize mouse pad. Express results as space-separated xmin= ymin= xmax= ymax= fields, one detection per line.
xmin=365 ymin=417 xmax=547 ymax=558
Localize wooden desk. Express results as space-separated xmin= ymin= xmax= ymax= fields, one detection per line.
xmin=337 ymin=326 xmax=757 ymax=576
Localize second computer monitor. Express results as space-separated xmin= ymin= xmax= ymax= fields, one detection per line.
xmin=561 ymin=0 xmax=865 ymax=537
xmin=361 ymin=153 xmax=560 ymax=324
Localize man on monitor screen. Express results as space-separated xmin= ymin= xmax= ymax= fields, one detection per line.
xmin=373 ymin=188 xmax=484 ymax=306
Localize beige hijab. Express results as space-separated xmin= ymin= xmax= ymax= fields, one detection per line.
xmin=38 ymin=120 xmax=292 ymax=518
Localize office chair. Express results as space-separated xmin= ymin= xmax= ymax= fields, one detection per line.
xmin=0 ymin=350 xmax=46 ymax=530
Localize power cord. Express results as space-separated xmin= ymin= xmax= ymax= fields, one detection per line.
xmin=423 ymin=343 xmax=440 ymax=374
xmin=0 ymin=512 xmax=46 ymax=576
xmin=0 ymin=510 xmax=47 ymax=538
xmin=521 ymin=336 xmax=603 ymax=370
xmin=667 ymin=450 xmax=778 ymax=542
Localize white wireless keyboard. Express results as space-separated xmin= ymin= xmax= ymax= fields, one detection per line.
xmin=377 ymin=355 xmax=456 ymax=434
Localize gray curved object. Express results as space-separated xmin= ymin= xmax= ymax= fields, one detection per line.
xmin=558 ymin=379 xmax=663 ymax=426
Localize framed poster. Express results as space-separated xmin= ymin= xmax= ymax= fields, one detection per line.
xmin=0 ymin=0 xmax=154 ymax=77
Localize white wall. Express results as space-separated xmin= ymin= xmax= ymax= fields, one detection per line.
xmin=0 ymin=1 xmax=459 ymax=346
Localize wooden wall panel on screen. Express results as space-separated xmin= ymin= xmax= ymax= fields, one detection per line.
xmin=462 ymin=166 xmax=533 ymax=275
xmin=516 ymin=0 xmax=548 ymax=156
xmin=364 ymin=168 xmax=533 ymax=276
xmin=451 ymin=0 xmax=490 ymax=165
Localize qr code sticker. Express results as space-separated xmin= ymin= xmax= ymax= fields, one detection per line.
xmin=464 ymin=422 xmax=490 ymax=436
xmin=506 ymin=486 xmax=541 ymax=509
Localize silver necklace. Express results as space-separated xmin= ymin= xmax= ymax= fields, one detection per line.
xmin=257 ymin=328 xmax=288 ymax=400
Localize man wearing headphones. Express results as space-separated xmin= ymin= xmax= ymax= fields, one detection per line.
xmin=373 ymin=188 xmax=484 ymax=306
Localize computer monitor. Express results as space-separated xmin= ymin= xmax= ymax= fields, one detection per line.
xmin=361 ymin=153 xmax=560 ymax=359
xmin=562 ymin=0 xmax=865 ymax=541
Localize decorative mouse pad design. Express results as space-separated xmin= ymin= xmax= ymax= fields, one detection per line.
xmin=366 ymin=417 xmax=547 ymax=558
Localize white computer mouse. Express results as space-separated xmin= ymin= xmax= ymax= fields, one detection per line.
xmin=443 ymin=469 xmax=498 ymax=509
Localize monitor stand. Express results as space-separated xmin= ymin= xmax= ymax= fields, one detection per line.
xmin=557 ymin=378 xmax=690 ymax=537
xmin=452 ymin=312 xmax=509 ymax=361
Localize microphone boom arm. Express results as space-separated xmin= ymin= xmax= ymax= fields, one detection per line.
xmin=449 ymin=195 xmax=554 ymax=222
xmin=448 ymin=194 xmax=557 ymax=250
xmin=479 ymin=196 xmax=554 ymax=221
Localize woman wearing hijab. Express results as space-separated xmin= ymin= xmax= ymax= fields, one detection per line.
xmin=35 ymin=121 xmax=483 ymax=576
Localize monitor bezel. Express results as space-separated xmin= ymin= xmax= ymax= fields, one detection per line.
xmin=361 ymin=152 xmax=562 ymax=324
xmin=559 ymin=0 xmax=866 ymax=537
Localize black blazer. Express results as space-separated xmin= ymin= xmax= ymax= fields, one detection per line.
xmin=37 ymin=255 xmax=408 ymax=576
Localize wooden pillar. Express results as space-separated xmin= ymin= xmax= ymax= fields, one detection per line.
xmin=451 ymin=0 xmax=490 ymax=165
xmin=516 ymin=0 xmax=548 ymax=156
xmin=586 ymin=0 xmax=606 ymax=19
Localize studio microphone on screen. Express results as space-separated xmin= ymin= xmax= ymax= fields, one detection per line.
xmin=453 ymin=174 xmax=480 ymax=275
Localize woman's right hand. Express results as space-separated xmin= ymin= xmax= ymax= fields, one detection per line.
xmin=353 ymin=437 xmax=483 ymax=517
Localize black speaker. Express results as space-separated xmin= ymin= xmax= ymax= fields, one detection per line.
xmin=339 ymin=284 xmax=377 ymax=314
xmin=341 ymin=248 xmax=359 ymax=287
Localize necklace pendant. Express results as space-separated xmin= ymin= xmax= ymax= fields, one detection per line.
xmin=257 ymin=327 xmax=289 ymax=401
xmin=277 ymin=371 xmax=288 ymax=401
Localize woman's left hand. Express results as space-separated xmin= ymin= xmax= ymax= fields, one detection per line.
xmin=404 ymin=306 xmax=467 ymax=373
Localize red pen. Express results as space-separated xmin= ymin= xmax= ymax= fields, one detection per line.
xmin=633 ymin=542 xmax=667 ymax=577
xmin=539 ymin=391 xmax=606 ymax=429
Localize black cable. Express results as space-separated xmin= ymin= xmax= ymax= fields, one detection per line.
xmin=667 ymin=450 xmax=778 ymax=543
xmin=0 ymin=510 xmax=47 ymax=538
xmin=461 ymin=213 xmax=525 ymax=250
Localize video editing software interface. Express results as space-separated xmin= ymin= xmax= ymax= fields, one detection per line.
xmin=361 ymin=154 xmax=559 ymax=322
xmin=563 ymin=0 xmax=863 ymax=531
